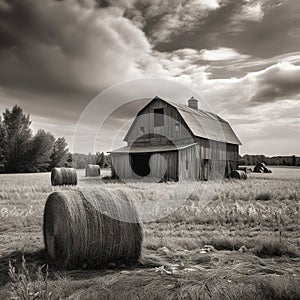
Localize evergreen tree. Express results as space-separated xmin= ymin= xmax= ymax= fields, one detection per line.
xmin=96 ymin=151 xmax=105 ymax=167
xmin=50 ymin=137 xmax=69 ymax=168
xmin=2 ymin=106 xmax=32 ymax=173
xmin=0 ymin=117 xmax=5 ymax=173
xmin=29 ymin=130 xmax=55 ymax=172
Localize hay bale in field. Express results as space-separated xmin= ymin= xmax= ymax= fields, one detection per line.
xmin=230 ymin=170 xmax=247 ymax=180
xmin=254 ymin=166 xmax=264 ymax=173
xmin=85 ymin=164 xmax=101 ymax=177
xmin=43 ymin=188 xmax=143 ymax=269
xmin=253 ymin=162 xmax=272 ymax=173
xmin=51 ymin=167 xmax=77 ymax=186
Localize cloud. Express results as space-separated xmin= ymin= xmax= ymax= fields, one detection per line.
xmin=231 ymin=1 xmax=264 ymax=26
xmin=199 ymin=47 xmax=250 ymax=61
xmin=124 ymin=0 xmax=289 ymax=47
xmin=0 ymin=0 xmax=151 ymax=101
xmin=126 ymin=0 xmax=221 ymax=43
xmin=249 ymin=62 xmax=300 ymax=104
xmin=228 ymin=0 xmax=287 ymax=32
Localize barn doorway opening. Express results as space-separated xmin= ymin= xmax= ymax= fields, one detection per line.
xmin=130 ymin=153 xmax=151 ymax=177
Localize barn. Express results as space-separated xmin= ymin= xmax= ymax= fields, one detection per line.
xmin=111 ymin=96 xmax=241 ymax=181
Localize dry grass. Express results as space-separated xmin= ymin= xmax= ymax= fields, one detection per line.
xmin=9 ymin=256 xmax=55 ymax=300
xmin=0 ymin=167 xmax=299 ymax=299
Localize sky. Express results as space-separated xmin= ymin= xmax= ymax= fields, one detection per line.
xmin=0 ymin=0 xmax=299 ymax=155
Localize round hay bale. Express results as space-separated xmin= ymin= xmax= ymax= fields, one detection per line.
xmin=43 ymin=189 xmax=142 ymax=269
xmin=51 ymin=167 xmax=77 ymax=186
xmin=253 ymin=163 xmax=271 ymax=173
xmin=253 ymin=165 xmax=263 ymax=173
xmin=85 ymin=164 xmax=101 ymax=177
xmin=230 ymin=170 xmax=247 ymax=180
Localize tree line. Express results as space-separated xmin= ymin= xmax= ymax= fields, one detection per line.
xmin=239 ymin=154 xmax=300 ymax=166
xmin=0 ymin=105 xmax=112 ymax=173
xmin=0 ymin=105 xmax=71 ymax=173
xmin=72 ymin=152 xmax=111 ymax=169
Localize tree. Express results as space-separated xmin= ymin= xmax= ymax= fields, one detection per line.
xmin=2 ymin=106 xmax=32 ymax=173
xmin=96 ymin=151 xmax=106 ymax=167
xmin=0 ymin=117 xmax=5 ymax=173
xmin=50 ymin=137 xmax=69 ymax=168
xmin=28 ymin=130 xmax=55 ymax=172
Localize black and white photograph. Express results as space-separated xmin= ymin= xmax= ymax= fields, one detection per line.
xmin=0 ymin=0 xmax=299 ymax=299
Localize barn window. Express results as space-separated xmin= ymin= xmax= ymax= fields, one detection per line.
xmin=186 ymin=160 xmax=189 ymax=170
xmin=175 ymin=123 xmax=180 ymax=132
xmin=139 ymin=126 xmax=145 ymax=134
xmin=154 ymin=108 xmax=164 ymax=127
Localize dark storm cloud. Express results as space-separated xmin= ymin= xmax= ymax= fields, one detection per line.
xmin=0 ymin=0 xmax=153 ymax=124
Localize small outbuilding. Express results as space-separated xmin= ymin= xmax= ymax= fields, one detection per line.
xmin=111 ymin=97 xmax=241 ymax=181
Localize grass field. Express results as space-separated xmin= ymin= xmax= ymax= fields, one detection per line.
xmin=0 ymin=167 xmax=299 ymax=299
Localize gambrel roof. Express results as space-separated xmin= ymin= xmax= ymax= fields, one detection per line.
xmin=124 ymin=97 xmax=242 ymax=145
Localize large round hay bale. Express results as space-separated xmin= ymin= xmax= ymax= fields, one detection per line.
xmin=230 ymin=170 xmax=247 ymax=180
xmin=51 ymin=167 xmax=77 ymax=186
xmin=85 ymin=164 xmax=101 ymax=177
xmin=43 ymin=189 xmax=142 ymax=269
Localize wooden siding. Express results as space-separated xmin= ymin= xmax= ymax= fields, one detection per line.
xmin=111 ymin=153 xmax=135 ymax=180
xmin=194 ymin=138 xmax=239 ymax=179
xmin=178 ymin=145 xmax=199 ymax=180
xmin=111 ymin=151 xmax=178 ymax=181
xmin=125 ymin=99 xmax=194 ymax=146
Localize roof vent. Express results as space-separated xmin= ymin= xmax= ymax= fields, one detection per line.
xmin=188 ymin=97 xmax=198 ymax=110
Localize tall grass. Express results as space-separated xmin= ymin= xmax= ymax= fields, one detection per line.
xmin=9 ymin=256 xmax=55 ymax=300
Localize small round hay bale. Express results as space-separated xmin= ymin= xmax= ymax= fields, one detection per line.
xmin=51 ymin=167 xmax=77 ymax=186
xmin=254 ymin=163 xmax=271 ymax=173
xmin=43 ymin=188 xmax=142 ymax=269
xmin=230 ymin=170 xmax=247 ymax=180
xmin=85 ymin=164 xmax=101 ymax=177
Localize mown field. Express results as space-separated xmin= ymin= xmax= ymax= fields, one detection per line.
xmin=0 ymin=167 xmax=299 ymax=299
